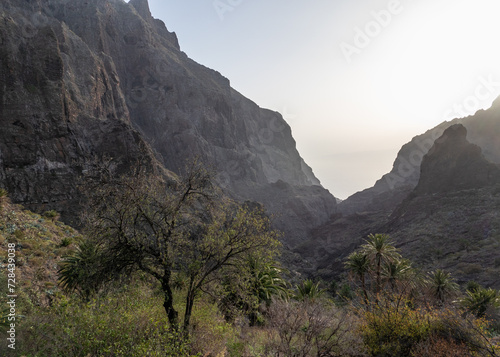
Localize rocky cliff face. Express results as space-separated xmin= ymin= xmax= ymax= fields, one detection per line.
xmin=383 ymin=124 xmax=500 ymax=287
xmin=414 ymin=124 xmax=500 ymax=195
xmin=0 ymin=0 xmax=336 ymax=246
xmin=0 ymin=0 xmax=160 ymax=221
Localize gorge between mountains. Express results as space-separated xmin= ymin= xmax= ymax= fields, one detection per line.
xmin=1 ymin=0 xmax=500 ymax=287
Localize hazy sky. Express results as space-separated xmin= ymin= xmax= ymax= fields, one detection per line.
xmin=143 ymin=0 xmax=500 ymax=199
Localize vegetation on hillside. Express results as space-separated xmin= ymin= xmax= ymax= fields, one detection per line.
xmin=1 ymin=171 xmax=500 ymax=356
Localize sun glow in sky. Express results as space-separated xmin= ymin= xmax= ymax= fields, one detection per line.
xmin=145 ymin=0 xmax=500 ymax=199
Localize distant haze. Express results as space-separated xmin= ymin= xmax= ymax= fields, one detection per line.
xmin=143 ymin=0 xmax=500 ymax=199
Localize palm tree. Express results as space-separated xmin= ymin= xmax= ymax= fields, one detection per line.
xmin=427 ymin=269 xmax=459 ymax=305
xmin=252 ymin=264 xmax=289 ymax=304
xmin=345 ymin=251 xmax=371 ymax=303
xmin=58 ymin=240 xmax=104 ymax=301
xmin=295 ymin=279 xmax=325 ymax=301
xmin=361 ymin=234 xmax=400 ymax=294
xmin=461 ymin=287 xmax=500 ymax=318
xmin=382 ymin=258 xmax=412 ymax=292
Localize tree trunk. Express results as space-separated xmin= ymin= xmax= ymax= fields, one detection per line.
xmin=161 ymin=273 xmax=178 ymax=328
xmin=183 ymin=279 xmax=196 ymax=332
xmin=361 ymin=275 xmax=369 ymax=304
xmin=375 ymin=254 xmax=382 ymax=305
xmin=376 ymin=254 xmax=382 ymax=294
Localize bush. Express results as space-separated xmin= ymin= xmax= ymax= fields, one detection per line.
xmin=461 ymin=287 xmax=500 ymax=318
xmin=466 ymin=281 xmax=482 ymax=294
xmin=43 ymin=210 xmax=60 ymax=222
xmin=17 ymin=284 xmax=199 ymax=357
xmin=360 ymin=299 xmax=497 ymax=357
xmin=266 ymin=298 xmax=366 ymax=357
xmin=59 ymin=237 xmax=72 ymax=247
xmin=188 ymin=300 xmax=236 ymax=356
xmin=0 ymin=189 xmax=8 ymax=209
xmin=410 ymin=335 xmax=470 ymax=357
xmin=361 ymin=303 xmax=430 ymax=356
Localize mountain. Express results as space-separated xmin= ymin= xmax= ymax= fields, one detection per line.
xmin=384 ymin=124 xmax=500 ymax=287
xmin=413 ymin=124 xmax=500 ymax=195
xmin=308 ymin=121 xmax=500 ymax=287
xmin=339 ymin=98 xmax=500 ymax=215
xmin=0 ymin=0 xmax=336 ymax=248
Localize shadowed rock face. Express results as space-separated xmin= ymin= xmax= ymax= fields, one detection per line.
xmin=339 ymin=98 xmax=500 ymax=215
xmin=0 ymin=0 xmax=159 ymax=222
xmin=415 ymin=124 xmax=500 ymax=195
xmin=0 ymin=0 xmax=336 ymax=246
xmin=379 ymin=125 xmax=500 ymax=287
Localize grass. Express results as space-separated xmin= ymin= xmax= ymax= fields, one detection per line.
xmin=0 ymin=198 xmax=80 ymax=312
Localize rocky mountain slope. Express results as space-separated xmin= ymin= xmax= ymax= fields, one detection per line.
xmin=308 ymin=123 xmax=500 ymax=288
xmin=0 ymin=0 xmax=336 ymax=247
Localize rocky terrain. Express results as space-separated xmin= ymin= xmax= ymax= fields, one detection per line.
xmin=0 ymin=0 xmax=336 ymax=248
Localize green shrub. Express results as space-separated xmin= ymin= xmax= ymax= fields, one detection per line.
xmin=188 ymin=300 xmax=236 ymax=356
xmin=337 ymin=283 xmax=354 ymax=302
xmin=360 ymin=300 xmax=496 ymax=357
xmin=43 ymin=210 xmax=60 ymax=222
xmin=466 ymin=281 xmax=482 ymax=293
xmin=59 ymin=237 xmax=72 ymax=247
xmin=461 ymin=287 xmax=500 ymax=318
xmin=17 ymin=284 xmax=200 ymax=356
xmin=361 ymin=303 xmax=430 ymax=356
xmin=0 ymin=189 xmax=7 ymax=209
xmin=295 ymin=279 xmax=325 ymax=301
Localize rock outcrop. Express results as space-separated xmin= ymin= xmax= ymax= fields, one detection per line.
xmin=0 ymin=0 xmax=336 ymax=246
xmin=414 ymin=124 xmax=500 ymax=195
xmin=339 ymin=97 xmax=500 ymax=215
xmin=381 ymin=125 xmax=500 ymax=287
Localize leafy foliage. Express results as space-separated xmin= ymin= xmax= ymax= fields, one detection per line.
xmin=461 ymin=287 xmax=500 ymax=318
xmin=58 ymin=240 xmax=108 ymax=300
xmin=345 ymin=233 xmax=420 ymax=304
xmin=361 ymin=233 xmax=400 ymax=294
xmin=251 ymin=261 xmax=289 ymax=305
xmin=427 ymin=269 xmax=459 ymax=305
xmin=43 ymin=209 xmax=60 ymax=222
xmin=18 ymin=283 xmax=198 ymax=357
xmin=60 ymin=161 xmax=281 ymax=332
xmin=360 ymin=301 xmax=496 ymax=357
xmin=295 ymin=279 xmax=326 ymax=301
xmin=345 ymin=234 xmax=500 ymax=356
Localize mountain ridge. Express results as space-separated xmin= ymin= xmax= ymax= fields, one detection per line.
xmin=307 ymin=120 xmax=500 ymax=287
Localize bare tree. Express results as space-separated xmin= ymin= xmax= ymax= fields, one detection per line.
xmin=266 ymin=298 xmax=367 ymax=357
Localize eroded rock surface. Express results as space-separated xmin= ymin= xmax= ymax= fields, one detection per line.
xmin=0 ymin=0 xmax=336 ymax=246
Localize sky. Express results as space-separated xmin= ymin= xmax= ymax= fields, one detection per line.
xmin=143 ymin=0 xmax=500 ymax=199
